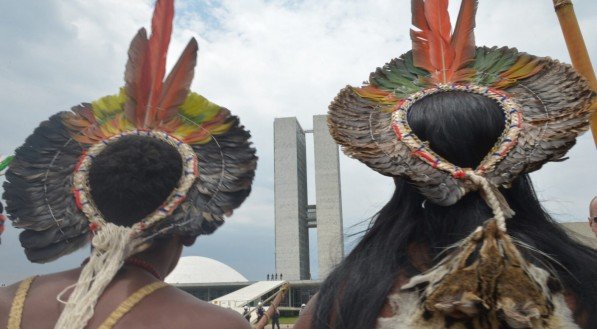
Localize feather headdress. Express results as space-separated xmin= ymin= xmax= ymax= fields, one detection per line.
xmin=328 ymin=0 xmax=594 ymax=328
xmin=329 ymin=0 xmax=593 ymax=206
xmin=2 ymin=0 xmax=256 ymax=328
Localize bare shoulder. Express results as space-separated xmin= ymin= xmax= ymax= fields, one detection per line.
xmin=180 ymin=296 xmax=250 ymax=329
xmin=294 ymin=293 xmax=317 ymax=329
xmin=0 ymin=280 xmax=22 ymax=327
xmin=187 ymin=302 xmax=251 ymax=329
xmin=122 ymin=285 xmax=251 ymax=329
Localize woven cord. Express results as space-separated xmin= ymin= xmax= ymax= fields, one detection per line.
xmin=7 ymin=276 xmax=37 ymax=329
xmin=466 ymin=171 xmax=512 ymax=232
xmin=98 ymin=281 xmax=167 ymax=329
xmin=55 ymin=223 xmax=145 ymax=329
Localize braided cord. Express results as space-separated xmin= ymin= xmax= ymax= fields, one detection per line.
xmin=466 ymin=171 xmax=507 ymax=231
xmin=98 ymin=281 xmax=168 ymax=329
xmin=7 ymin=276 xmax=37 ymax=329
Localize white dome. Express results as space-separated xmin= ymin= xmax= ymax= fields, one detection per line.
xmin=165 ymin=256 xmax=248 ymax=284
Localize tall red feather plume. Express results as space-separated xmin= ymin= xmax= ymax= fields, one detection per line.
xmin=124 ymin=0 xmax=176 ymax=128
xmin=158 ymin=38 xmax=198 ymax=122
xmin=451 ymin=0 xmax=477 ymax=70
xmin=144 ymin=0 xmax=174 ymax=127
xmin=411 ymin=0 xmax=478 ymax=84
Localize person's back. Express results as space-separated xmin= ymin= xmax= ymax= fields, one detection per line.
xmin=0 ymin=267 xmax=247 ymax=329
xmin=295 ymin=1 xmax=596 ymax=328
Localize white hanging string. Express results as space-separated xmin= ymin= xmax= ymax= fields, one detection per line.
xmin=54 ymin=223 xmax=144 ymax=329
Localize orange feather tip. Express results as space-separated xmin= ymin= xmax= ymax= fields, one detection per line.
xmin=122 ymin=0 xmax=203 ymax=131
xmin=410 ymin=0 xmax=478 ymax=84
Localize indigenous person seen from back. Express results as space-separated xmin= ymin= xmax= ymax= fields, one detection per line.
xmin=0 ymin=1 xmax=256 ymax=328
xmin=295 ymin=1 xmax=596 ymax=329
xmin=589 ymin=196 xmax=597 ymax=238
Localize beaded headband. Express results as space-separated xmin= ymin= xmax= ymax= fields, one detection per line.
xmin=72 ymin=130 xmax=199 ymax=234
xmin=392 ymin=84 xmax=522 ymax=179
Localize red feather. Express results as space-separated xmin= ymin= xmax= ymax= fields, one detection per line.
xmin=410 ymin=0 xmax=478 ymax=84
xmin=451 ymin=0 xmax=477 ymax=71
xmin=142 ymin=0 xmax=175 ymax=128
xmin=157 ymin=38 xmax=198 ymax=123
xmin=411 ymin=0 xmax=429 ymax=30
xmin=411 ymin=0 xmax=433 ymax=72
xmin=425 ymin=0 xmax=453 ymax=82
xmin=424 ymin=0 xmax=451 ymax=43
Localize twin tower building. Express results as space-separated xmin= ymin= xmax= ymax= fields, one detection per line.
xmin=274 ymin=115 xmax=344 ymax=281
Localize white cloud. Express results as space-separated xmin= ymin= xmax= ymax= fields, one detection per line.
xmin=0 ymin=0 xmax=595 ymax=283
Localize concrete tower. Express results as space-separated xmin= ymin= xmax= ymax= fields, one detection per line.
xmin=274 ymin=115 xmax=343 ymax=281
xmin=313 ymin=115 xmax=344 ymax=278
xmin=274 ymin=118 xmax=310 ymax=281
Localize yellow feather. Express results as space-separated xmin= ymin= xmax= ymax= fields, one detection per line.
xmin=179 ymin=92 xmax=222 ymax=123
xmin=91 ymin=89 xmax=127 ymax=122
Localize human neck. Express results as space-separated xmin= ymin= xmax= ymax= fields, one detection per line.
xmin=124 ymin=237 xmax=184 ymax=280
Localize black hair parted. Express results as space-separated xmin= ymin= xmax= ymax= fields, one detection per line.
xmin=312 ymin=91 xmax=597 ymax=329
xmin=88 ymin=135 xmax=183 ymax=227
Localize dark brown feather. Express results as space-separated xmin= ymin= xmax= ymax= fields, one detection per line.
xmin=124 ymin=28 xmax=149 ymax=126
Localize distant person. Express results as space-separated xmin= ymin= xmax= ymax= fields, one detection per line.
xmin=270 ymin=304 xmax=281 ymax=329
xmin=242 ymin=306 xmax=251 ymax=322
xmin=299 ymin=303 xmax=306 ymax=316
xmin=280 ymin=273 xmax=283 ymax=280
xmin=267 ymin=274 xmax=270 ymax=281
xmin=275 ymin=273 xmax=278 ymax=280
xmin=589 ymin=196 xmax=597 ymax=238
xmin=256 ymin=302 xmax=266 ymax=322
xmin=0 ymin=1 xmax=256 ymax=328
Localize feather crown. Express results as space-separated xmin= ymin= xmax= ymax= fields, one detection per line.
xmin=328 ymin=0 xmax=594 ymax=207
xmin=3 ymin=0 xmax=257 ymax=263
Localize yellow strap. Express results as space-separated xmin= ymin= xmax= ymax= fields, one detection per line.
xmin=98 ymin=281 xmax=168 ymax=329
xmin=7 ymin=276 xmax=37 ymax=329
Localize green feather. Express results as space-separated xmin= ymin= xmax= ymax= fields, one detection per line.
xmin=370 ymin=52 xmax=430 ymax=99
xmin=0 ymin=155 xmax=14 ymax=172
xmin=473 ymin=47 xmax=518 ymax=86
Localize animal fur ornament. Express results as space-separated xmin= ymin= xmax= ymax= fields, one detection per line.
xmin=2 ymin=0 xmax=256 ymax=328
xmin=377 ymin=220 xmax=580 ymax=329
xmin=328 ymin=0 xmax=594 ymax=328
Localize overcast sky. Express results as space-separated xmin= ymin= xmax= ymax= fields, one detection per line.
xmin=0 ymin=0 xmax=595 ymax=284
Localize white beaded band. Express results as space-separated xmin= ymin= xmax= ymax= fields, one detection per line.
xmin=72 ymin=130 xmax=199 ymax=235
xmin=391 ymin=84 xmax=523 ymax=179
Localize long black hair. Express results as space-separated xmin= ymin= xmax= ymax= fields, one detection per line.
xmin=312 ymin=91 xmax=597 ymax=328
